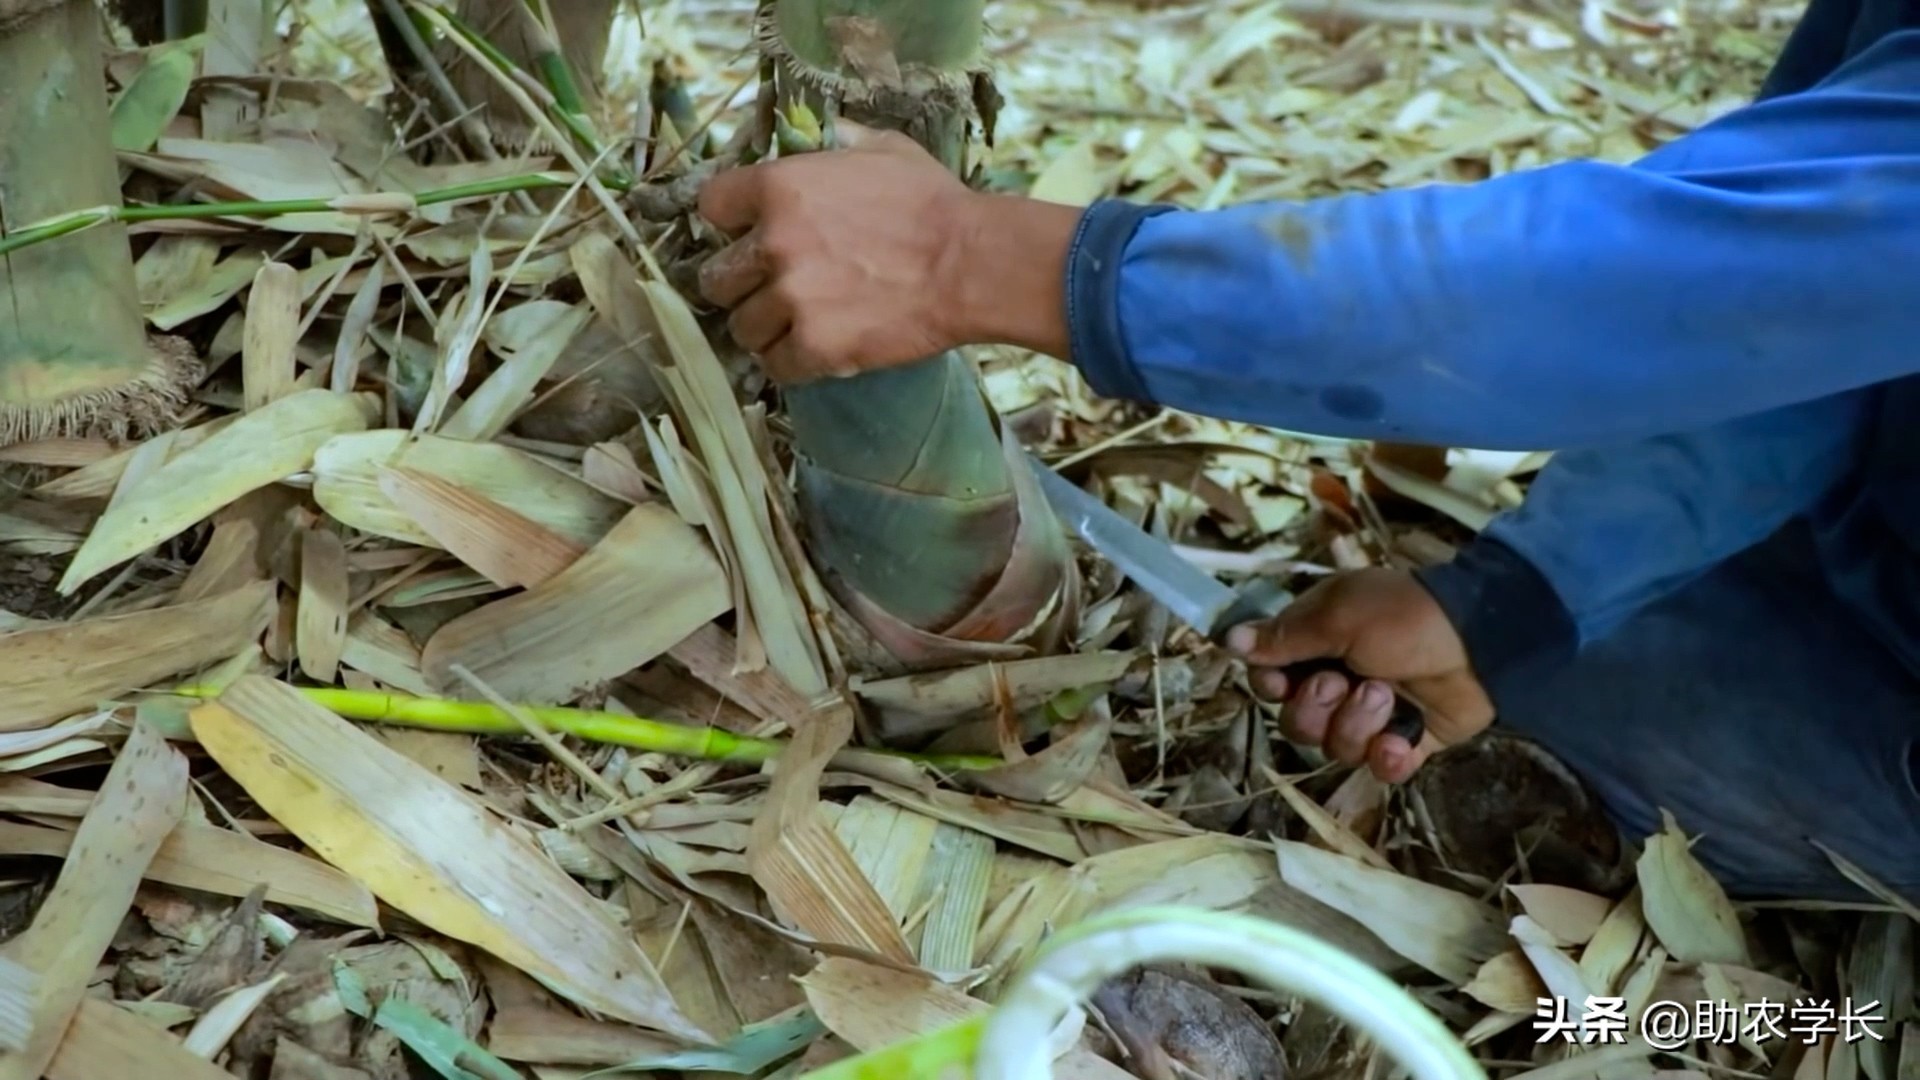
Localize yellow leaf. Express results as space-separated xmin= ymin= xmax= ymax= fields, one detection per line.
xmin=1636 ymin=810 xmax=1749 ymax=966
xmin=190 ymin=676 xmax=712 ymax=1044
xmin=311 ymin=430 xmax=624 ymax=550
xmin=59 ymin=389 xmax=374 ymax=593
xmin=1508 ymin=883 xmax=1612 ymax=947
xmin=421 ymin=504 xmax=731 ymax=703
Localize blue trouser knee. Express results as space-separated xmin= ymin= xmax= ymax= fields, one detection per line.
xmin=1491 ymin=522 xmax=1920 ymax=902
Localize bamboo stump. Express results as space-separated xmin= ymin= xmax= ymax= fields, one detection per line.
xmin=0 ymin=0 xmax=198 ymax=446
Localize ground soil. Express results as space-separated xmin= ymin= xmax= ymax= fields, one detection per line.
xmin=0 ymin=549 xmax=69 ymax=621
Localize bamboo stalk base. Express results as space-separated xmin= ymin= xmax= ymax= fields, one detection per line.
xmin=0 ymin=334 xmax=201 ymax=446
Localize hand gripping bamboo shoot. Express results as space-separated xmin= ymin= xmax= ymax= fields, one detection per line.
xmin=759 ymin=0 xmax=1081 ymax=671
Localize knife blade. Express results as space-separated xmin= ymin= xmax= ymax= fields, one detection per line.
xmin=1028 ymin=455 xmax=1426 ymax=748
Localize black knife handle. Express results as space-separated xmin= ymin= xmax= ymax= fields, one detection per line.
xmin=1272 ymin=657 xmax=1428 ymax=748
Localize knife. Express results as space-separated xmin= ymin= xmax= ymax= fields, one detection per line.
xmin=1028 ymin=456 xmax=1427 ymax=748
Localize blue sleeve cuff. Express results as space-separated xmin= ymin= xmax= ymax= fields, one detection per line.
xmin=1413 ymin=537 xmax=1578 ymax=705
xmin=1064 ymin=199 xmax=1178 ymax=402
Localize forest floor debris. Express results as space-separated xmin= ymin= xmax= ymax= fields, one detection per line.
xmin=0 ymin=0 xmax=1913 ymax=1078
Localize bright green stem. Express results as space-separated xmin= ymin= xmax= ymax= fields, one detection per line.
xmin=0 ymin=171 xmax=594 ymax=260
xmin=767 ymin=0 xmax=1058 ymax=635
xmin=0 ymin=1 xmax=161 ymax=418
xmin=169 ymin=684 xmax=1003 ymax=772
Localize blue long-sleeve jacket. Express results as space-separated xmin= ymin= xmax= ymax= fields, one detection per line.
xmin=1060 ymin=0 xmax=1920 ymax=695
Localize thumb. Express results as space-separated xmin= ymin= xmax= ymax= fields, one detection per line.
xmin=1224 ymin=603 xmax=1347 ymax=667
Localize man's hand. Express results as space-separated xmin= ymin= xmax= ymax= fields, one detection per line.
xmin=695 ymin=122 xmax=1081 ymax=382
xmin=1226 ymin=568 xmax=1495 ymax=784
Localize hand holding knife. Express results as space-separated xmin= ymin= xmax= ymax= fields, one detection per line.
xmin=1028 ymin=456 xmax=1428 ymax=749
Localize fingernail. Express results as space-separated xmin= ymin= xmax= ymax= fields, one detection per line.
xmin=1226 ymin=625 xmax=1257 ymax=654
xmin=1361 ymin=682 xmax=1390 ymax=711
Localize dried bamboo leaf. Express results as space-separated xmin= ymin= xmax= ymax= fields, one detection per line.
xmin=1848 ymin=915 xmax=1913 ymax=1080
xmin=373 ymin=729 xmax=483 ymax=791
xmin=668 ymin=623 xmax=826 ymax=726
xmin=1274 ymin=839 xmax=1507 ymax=984
xmin=243 ymin=261 xmax=300 ymax=411
xmin=748 ymin=701 xmax=916 ymax=965
xmin=181 ymin=973 xmax=288 ymax=1058
xmin=45 ymin=999 xmax=233 ymax=1080
xmin=1029 ymin=139 xmax=1108 ymax=205
xmin=0 ymin=739 xmax=110 ymax=772
xmin=1269 ymin=768 xmax=1391 ymax=869
xmin=1364 ymin=453 xmax=1495 ymax=531
xmin=0 ymin=819 xmax=378 ymax=927
xmin=59 ymin=390 xmax=374 ymax=593
xmin=35 ymin=416 xmax=237 ymax=503
xmin=851 ymin=651 xmax=1136 ymax=726
xmin=800 ymin=958 xmax=1132 ymax=1080
xmin=580 ymin=442 xmax=654 ymax=505
xmin=0 ymin=712 xmax=112 ymax=759
xmin=0 ymin=955 xmax=33 ymax=1053
xmin=1511 ymin=914 xmax=1601 ymax=1005
xmin=106 ymin=427 xmax=178 ymax=513
xmin=0 ymin=581 xmax=275 ymax=730
xmin=0 ymin=438 xmax=111 ymax=467
xmin=1578 ymin=887 xmax=1648 ymax=995
xmin=331 ymin=256 xmax=384 ymax=395
xmin=0 ymin=718 xmax=187 ymax=1080
xmin=681 ymin=897 xmax=811 ymax=1028
xmin=480 ymin=956 xmax=685 ymax=1067
xmin=864 ymin=782 xmax=1085 ymax=864
xmin=421 ymin=504 xmax=731 ymax=703
xmin=1636 ymin=810 xmax=1750 ymax=965
xmin=177 ymin=518 xmax=264 ymax=603
xmin=912 ymin=824 xmax=996 ymax=976
xmin=1509 ymin=883 xmax=1613 ymax=947
xmin=412 ymin=246 xmax=491 ymax=436
xmin=441 ymin=301 xmax=589 ymax=442
xmin=312 ymin=430 xmax=624 ymax=550
xmin=976 ymin=834 xmax=1279 ymax=985
xmin=149 ymin=247 xmax=265 ymax=329
xmin=634 ymin=270 xmax=826 ymax=694
xmin=190 ymin=676 xmax=710 ymax=1043
xmin=341 ymin=612 xmax=435 ymax=696
xmin=1462 ymin=949 xmax=1548 ymax=1014
xmin=829 ymin=797 xmax=941 ymax=922
xmin=378 ymin=467 xmax=585 ymax=589
xmin=965 ymin=706 xmax=1112 ymax=805
xmin=296 ymin=528 xmax=348 ymax=684
xmin=1813 ymin=841 xmax=1920 ymax=924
